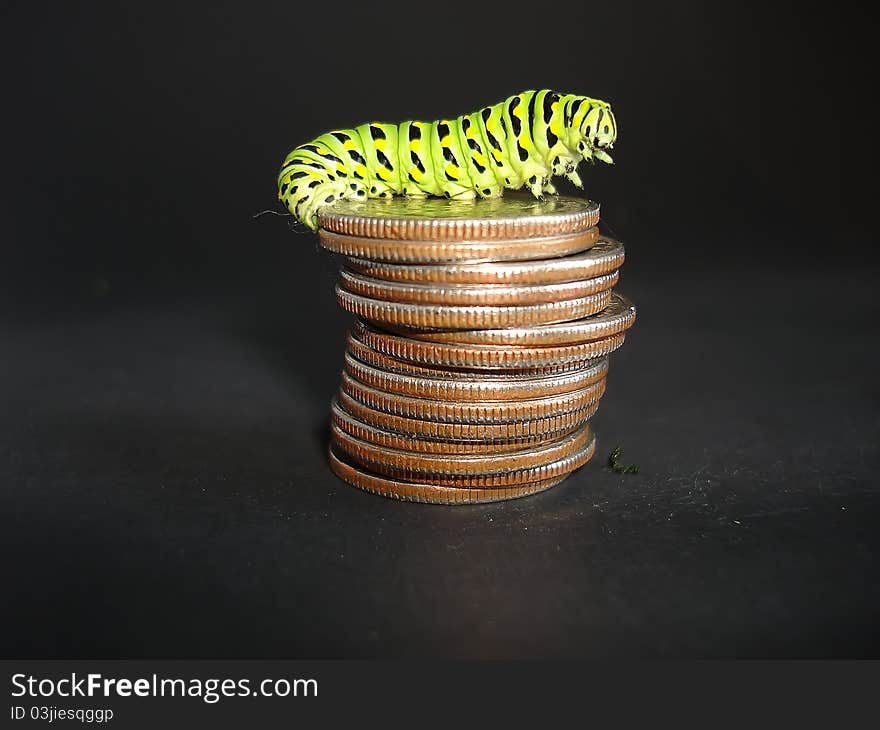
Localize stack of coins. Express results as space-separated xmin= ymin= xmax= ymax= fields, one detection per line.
xmin=317 ymin=193 xmax=635 ymax=504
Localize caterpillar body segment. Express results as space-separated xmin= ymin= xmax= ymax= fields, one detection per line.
xmin=399 ymin=120 xmax=441 ymax=197
xmin=478 ymin=102 xmax=521 ymax=194
xmin=278 ymin=90 xmax=617 ymax=230
xmin=431 ymin=118 xmax=475 ymax=199
xmin=355 ymin=122 xmax=402 ymax=197
xmin=459 ymin=111 xmax=501 ymax=199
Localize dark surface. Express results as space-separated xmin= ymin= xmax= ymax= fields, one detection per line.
xmin=3 ymin=246 xmax=878 ymax=658
xmin=1 ymin=2 xmax=877 ymax=658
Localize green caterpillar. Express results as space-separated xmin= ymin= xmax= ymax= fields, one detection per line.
xmin=278 ymin=90 xmax=617 ymax=230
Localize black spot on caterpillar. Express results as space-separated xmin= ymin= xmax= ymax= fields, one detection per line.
xmin=376 ymin=150 xmax=393 ymax=169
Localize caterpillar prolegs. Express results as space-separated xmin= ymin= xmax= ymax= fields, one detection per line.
xmin=278 ymin=90 xmax=617 ymax=231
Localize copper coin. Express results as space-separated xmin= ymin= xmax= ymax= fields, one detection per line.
xmin=345 ymin=333 xmax=603 ymax=377
xmin=352 ymin=320 xmax=627 ymax=369
xmin=335 ymin=287 xmax=612 ymax=329
xmin=328 ymin=446 xmax=577 ymax=505
xmin=332 ymin=425 xmax=596 ymax=488
xmin=319 ymin=226 xmax=599 ymax=264
xmin=342 ymin=237 xmax=625 ymax=285
xmin=331 ymin=422 xmax=591 ymax=478
xmin=335 ymin=389 xmax=600 ymax=442
xmin=330 ymin=399 xmax=593 ymax=454
xmin=343 ymin=351 xmax=608 ymax=401
xmin=337 ymin=266 xmax=619 ymax=306
xmin=317 ymin=192 xmax=600 ymax=242
xmin=386 ymin=292 xmax=637 ymax=345
xmin=340 ymin=371 xmax=606 ymax=423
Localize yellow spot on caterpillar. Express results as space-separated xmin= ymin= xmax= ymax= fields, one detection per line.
xmin=445 ymin=163 xmax=459 ymax=178
xmin=355 ymin=164 xmax=368 ymax=177
xmin=375 ymin=139 xmax=386 ymax=151
xmin=491 ymin=149 xmax=503 ymax=162
xmin=410 ymin=140 xmax=420 ymax=152
xmin=376 ymin=168 xmax=391 ymax=181
xmin=410 ymin=168 xmax=424 ymax=182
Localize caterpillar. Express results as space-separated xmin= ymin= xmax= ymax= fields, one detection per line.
xmin=278 ymin=90 xmax=617 ymax=231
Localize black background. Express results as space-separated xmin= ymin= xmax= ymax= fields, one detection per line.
xmin=1 ymin=1 xmax=877 ymax=658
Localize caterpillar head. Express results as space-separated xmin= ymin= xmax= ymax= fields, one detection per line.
xmin=577 ymin=103 xmax=617 ymax=165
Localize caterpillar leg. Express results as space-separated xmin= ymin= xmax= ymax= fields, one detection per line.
xmin=525 ymin=174 xmax=551 ymax=201
xmin=301 ymin=181 xmax=347 ymax=231
xmin=549 ymin=155 xmax=583 ymax=190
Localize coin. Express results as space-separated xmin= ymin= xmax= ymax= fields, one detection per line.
xmin=331 ymin=423 xmax=591 ymax=478
xmin=340 ymin=371 xmax=605 ymax=423
xmin=351 ymin=320 xmax=627 ymax=369
xmin=336 ymin=287 xmax=612 ymax=329
xmin=330 ymin=399 xmax=591 ymax=454
xmin=332 ymin=424 xmax=595 ymax=488
xmin=317 ymin=192 xmax=600 ymax=242
xmin=328 ymin=446 xmax=577 ymax=505
xmin=319 ymin=226 xmax=599 ymax=264
xmin=335 ymin=389 xmax=600 ymax=442
xmin=342 ymin=237 xmax=625 ymax=285
xmin=313 ymin=192 xmax=633 ymax=503
xmin=337 ymin=266 xmax=619 ymax=306
xmin=345 ymin=332 xmax=602 ymax=376
xmin=385 ymin=292 xmax=637 ymax=345
xmin=343 ymin=351 xmax=608 ymax=401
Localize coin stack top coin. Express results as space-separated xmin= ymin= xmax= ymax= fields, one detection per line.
xmin=317 ymin=192 xmax=635 ymax=504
